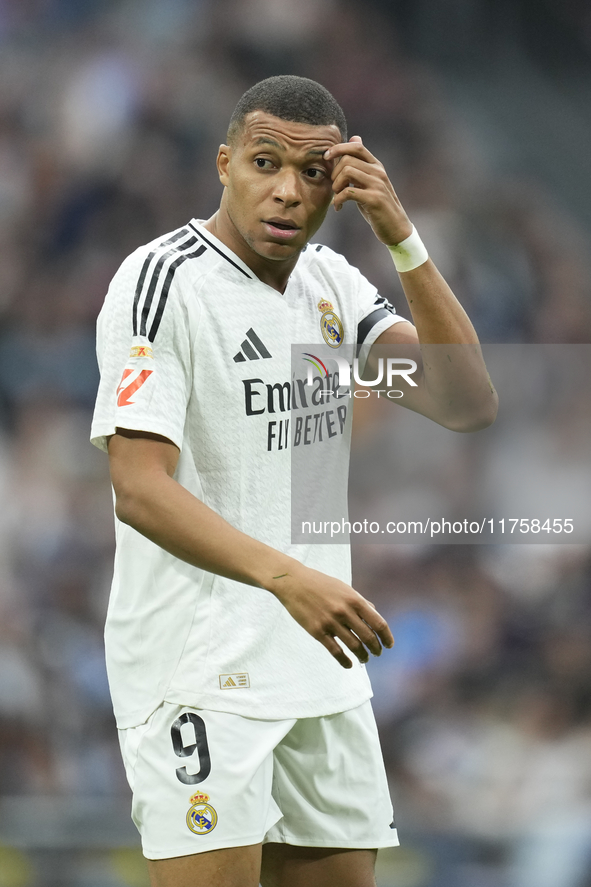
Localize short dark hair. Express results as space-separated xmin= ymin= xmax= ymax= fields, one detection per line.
xmin=227 ymin=75 xmax=347 ymax=144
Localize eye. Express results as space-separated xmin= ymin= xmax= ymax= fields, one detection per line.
xmin=304 ymin=167 xmax=326 ymax=180
xmin=255 ymin=158 xmax=273 ymax=169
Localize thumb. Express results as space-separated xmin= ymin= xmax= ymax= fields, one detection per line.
xmin=349 ymin=135 xmax=363 ymax=144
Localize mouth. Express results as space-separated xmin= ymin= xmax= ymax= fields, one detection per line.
xmin=263 ymin=219 xmax=301 ymax=240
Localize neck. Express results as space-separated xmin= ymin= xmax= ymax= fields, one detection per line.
xmin=202 ymin=207 xmax=298 ymax=294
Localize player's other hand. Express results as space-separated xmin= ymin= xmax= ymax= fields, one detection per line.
xmin=268 ymin=565 xmax=394 ymax=669
xmin=324 ymin=136 xmax=413 ymax=247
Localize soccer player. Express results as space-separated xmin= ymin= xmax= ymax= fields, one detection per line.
xmin=91 ymin=76 xmax=496 ymax=887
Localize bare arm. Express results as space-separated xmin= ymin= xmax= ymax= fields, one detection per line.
xmin=364 ymin=291 xmax=497 ymax=433
xmin=325 ymin=137 xmax=498 ymax=431
xmin=108 ymin=428 xmax=394 ymax=668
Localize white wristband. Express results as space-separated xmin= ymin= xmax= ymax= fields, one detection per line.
xmin=387 ymin=225 xmax=429 ymax=273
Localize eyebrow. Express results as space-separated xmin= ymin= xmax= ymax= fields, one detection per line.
xmin=253 ymin=137 xmax=328 ymax=158
xmin=254 ymin=137 xmax=281 ymax=149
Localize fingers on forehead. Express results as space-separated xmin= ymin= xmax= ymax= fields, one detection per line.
xmin=331 ymin=141 xmax=370 ymax=155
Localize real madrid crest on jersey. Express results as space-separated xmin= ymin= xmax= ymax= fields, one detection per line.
xmin=186 ymin=792 xmax=218 ymax=835
xmin=317 ymin=300 xmax=344 ymax=348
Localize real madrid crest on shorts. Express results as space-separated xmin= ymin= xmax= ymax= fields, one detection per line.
xmin=186 ymin=791 xmax=218 ymax=835
xmin=317 ymin=300 xmax=344 ymax=348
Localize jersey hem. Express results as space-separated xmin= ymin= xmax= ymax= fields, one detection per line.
xmin=112 ymin=684 xmax=373 ymax=729
xmin=161 ymin=687 xmax=373 ymax=722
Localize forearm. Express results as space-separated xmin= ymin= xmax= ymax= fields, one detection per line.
xmin=387 ymin=257 xmax=497 ymax=430
xmin=398 ymin=258 xmax=478 ymax=345
xmin=323 ymin=136 xmax=497 ymax=429
xmin=110 ymin=448 xmax=394 ymax=670
xmin=114 ymin=467 xmax=297 ymax=593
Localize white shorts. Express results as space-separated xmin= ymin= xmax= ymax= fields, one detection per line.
xmin=118 ymin=700 xmax=399 ymax=860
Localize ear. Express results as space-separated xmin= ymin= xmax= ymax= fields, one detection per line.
xmin=217 ymin=144 xmax=231 ymax=186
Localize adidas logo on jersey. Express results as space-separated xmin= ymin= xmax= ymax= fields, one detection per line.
xmin=219 ymin=673 xmax=250 ymax=689
xmin=233 ymin=329 xmax=272 ymax=363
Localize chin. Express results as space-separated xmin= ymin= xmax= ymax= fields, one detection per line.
xmin=256 ymin=241 xmax=301 ymax=261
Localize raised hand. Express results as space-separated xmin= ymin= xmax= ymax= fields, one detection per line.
xmin=324 ymin=136 xmax=413 ymax=247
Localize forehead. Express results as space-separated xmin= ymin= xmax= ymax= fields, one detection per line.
xmin=237 ymin=111 xmax=342 ymax=154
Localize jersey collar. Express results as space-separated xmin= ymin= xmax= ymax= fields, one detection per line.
xmin=189 ymin=220 xmax=255 ymax=281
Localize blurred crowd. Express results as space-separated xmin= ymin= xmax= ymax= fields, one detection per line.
xmin=0 ymin=0 xmax=590 ymax=885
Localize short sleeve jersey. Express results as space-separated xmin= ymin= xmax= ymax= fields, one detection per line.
xmin=91 ymin=220 xmax=405 ymax=728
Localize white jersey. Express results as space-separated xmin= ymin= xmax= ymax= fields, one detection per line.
xmin=91 ymin=220 xmax=404 ymax=729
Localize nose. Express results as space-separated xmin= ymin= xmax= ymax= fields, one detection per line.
xmin=272 ymin=168 xmax=301 ymax=207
